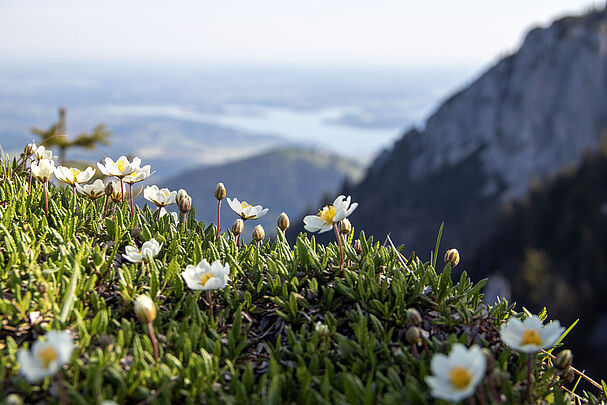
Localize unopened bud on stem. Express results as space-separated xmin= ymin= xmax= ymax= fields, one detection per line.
xmin=406 ymin=308 xmax=422 ymax=326
xmin=354 ymin=239 xmax=362 ymax=255
xmin=405 ymin=326 xmax=422 ymax=346
xmin=24 ymin=141 xmax=37 ymax=157
xmin=232 ymin=219 xmax=244 ymax=236
xmin=277 ymin=212 xmax=290 ymax=232
xmin=134 ymin=295 xmax=157 ymax=324
xmin=252 ymin=224 xmax=265 ymax=243
xmin=339 ymin=218 xmax=352 ymax=235
xmin=176 ymin=189 xmax=192 ymax=213
xmin=554 ymin=349 xmax=573 ymax=371
xmin=214 ymin=182 xmax=226 ymax=201
xmin=444 ymin=248 xmax=460 ymax=267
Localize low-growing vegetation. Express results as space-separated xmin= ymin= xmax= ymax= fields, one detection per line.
xmin=0 ymin=145 xmax=605 ymax=404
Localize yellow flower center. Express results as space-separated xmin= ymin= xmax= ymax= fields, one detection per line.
xmin=116 ymin=159 xmax=128 ymax=172
xmin=241 ymin=202 xmax=252 ymax=208
xmin=164 ymin=191 xmax=169 ymax=197
xmin=318 ymin=205 xmax=337 ymax=224
xmin=521 ymin=329 xmax=542 ymax=346
xmin=200 ymin=272 xmax=213 ymax=286
xmin=449 ymin=366 xmax=472 ymax=390
xmin=71 ymin=168 xmax=81 ymax=178
xmin=37 ymin=346 xmax=58 ymax=369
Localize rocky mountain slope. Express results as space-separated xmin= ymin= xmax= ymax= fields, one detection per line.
xmin=162 ymin=147 xmax=363 ymax=237
xmin=334 ymin=7 xmax=607 ymax=260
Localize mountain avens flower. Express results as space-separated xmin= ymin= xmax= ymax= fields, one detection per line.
xmin=425 ymin=344 xmax=486 ymax=402
xmin=144 ymin=186 xmax=177 ymax=217
xmin=181 ymin=259 xmax=230 ymax=317
xmin=76 ymin=179 xmax=106 ymax=200
xmin=17 ymin=330 xmax=74 ymax=383
xmin=303 ymin=195 xmax=358 ymax=234
xmin=34 ymin=145 xmax=54 ymax=161
xmin=303 ymin=195 xmax=358 ymax=270
xmin=98 ymin=156 xmax=141 ymax=203
xmin=31 ymin=159 xmax=55 ymax=183
xmin=181 ymin=259 xmax=230 ymax=291
xmin=123 ymin=239 xmax=162 ymax=263
xmin=31 ymin=158 xmax=55 ymax=216
xmin=109 ymin=181 xmax=124 ymax=203
xmin=54 ymin=166 xmax=95 ymax=187
xmin=444 ymin=248 xmax=460 ymax=267
xmin=500 ymin=315 xmax=564 ymax=353
xmin=123 ymin=164 xmax=153 ymax=216
xmin=226 ymin=197 xmax=268 ymax=220
xmin=97 ymin=156 xmax=141 ymax=179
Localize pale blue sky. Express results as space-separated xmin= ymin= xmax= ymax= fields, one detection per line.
xmin=0 ymin=1 xmax=603 ymax=68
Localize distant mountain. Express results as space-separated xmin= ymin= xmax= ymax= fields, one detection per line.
xmin=468 ymin=146 xmax=607 ymax=376
xmin=162 ymin=147 xmax=363 ymax=238
xmin=319 ymin=7 xmax=607 ymax=259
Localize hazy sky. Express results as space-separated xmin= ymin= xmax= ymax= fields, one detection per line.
xmin=0 ymin=1 xmax=603 ymax=68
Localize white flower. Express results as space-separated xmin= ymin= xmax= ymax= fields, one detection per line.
xmin=17 ymin=330 xmax=74 ymax=383
xmin=76 ymin=179 xmax=106 ymax=200
xmin=500 ymin=315 xmax=564 ymax=353
xmin=97 ymin=156 xmax=141 ymax=179
xmin=144 ymin=185 xmax=176 ymax=208
xmin=425 ymin=344 xmax=486 ymax=402
xmin=303 ymin=195 xmax=358 ymax=233
xmin=159 ymin=207 xmax=179 ymax=224
xmin=226 ymin=197 xmax=268 ymax=220
xmin=34 ymin=145 xmax=54 ymax=161
xmin=31 ymin=159 xmax=55 ymax=183
xmin=124 ymin=165 xmax=153 ymax=185
xmin=54 ymin=166 xmax=95 ymax=186
xmin=123 ymin=238 xmax=162 ymax=263
xmin=181 ymin=259 xmax=230 ymax=291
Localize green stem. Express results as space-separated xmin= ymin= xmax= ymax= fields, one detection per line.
xmin=333 ymin=223 xmax=344 ymax=271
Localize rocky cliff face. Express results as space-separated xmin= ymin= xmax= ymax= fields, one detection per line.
xmin=342 ymin=8 xmax=607 ymax=259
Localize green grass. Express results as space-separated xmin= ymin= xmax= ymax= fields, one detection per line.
xmin=0 ymin=154 xmax=604 ymax=404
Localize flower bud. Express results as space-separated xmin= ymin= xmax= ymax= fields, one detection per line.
xmin=176 ymin=189 xmax=192 ymax=213
xmin=24 ymin=141 xmax=37 ymax=157
xmin=562 ymin=368 xmax=575 ymax=384
xmin=315 ymin=321 xmax=330 ymax=338
xmin=105 ymin=181 xmax=114 ymax=196
xmin=5 ymin=394 xmax=24 ymax=405
xmin=554 ymin=349 xmax=573 ymax=371
xmin=252 ymin=224 xmax=265 ymax=243
xmin=231 ymin=219 xmax=244 ymax=236
xmin=277 ymin=212 xmax=290 ymax=232
xmin=406 ymin=308 xmax=422 ymax=326
xmin=339 ymin=218 xmax=352 ymax=235
xmin=134 ymin=295 xmax=156 ymax=324
xmin=405 ymin=326 xmax=422 ymax=346
xmin=214 ymin=182 xmax=226 ymax=201
xmin=444 ymin=248 xmax=460 ymax=267
xmin=488 ymin=368 xmax=505 ymax=389
xmin=354 ymin=239 xmax=362 ymax=255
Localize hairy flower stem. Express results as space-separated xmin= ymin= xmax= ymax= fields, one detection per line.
xmin=467 ymin=396 xmax=477 ymax=405
xmin=102 ymin=195 xmax=109 ymax=218
xmin=56 ymin=372 xmax=69 ymax=405
xmin=207 ymin=291 xmax=214 ymax=317
xmin=333 ymin=223 xmax=344 ymax=271
xmin=129 ymin=184 xmax=134 ymax=217
xmin=120 ymin=178 xmax=125 ymax=202
xmin=477 ymin=384 xmax=487 ymax=405
xmin=43 ymin=182 xmax=49 ymax=216
xmin=182 ymin=212 xmax=187 ymax=232
xmin=216 ymin=200 xmax=222 ymax=239
xmin=147 ymin=321 xmax=159 ymax=360
xmin=236 ymin=234 xmax=241 ymax=248
xmin=523 ymin=353 xmax=533 ymax=403
xmin=28 ymin=170 xmax=33 ymax=195
xmin=156 ymin=208 xmax=161 ymax=221
xmin=72 ymin=185 xmax=77 ymax=215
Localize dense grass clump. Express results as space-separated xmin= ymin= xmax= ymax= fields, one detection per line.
xmin=0 ymin=155 xmax=604 ymax=404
